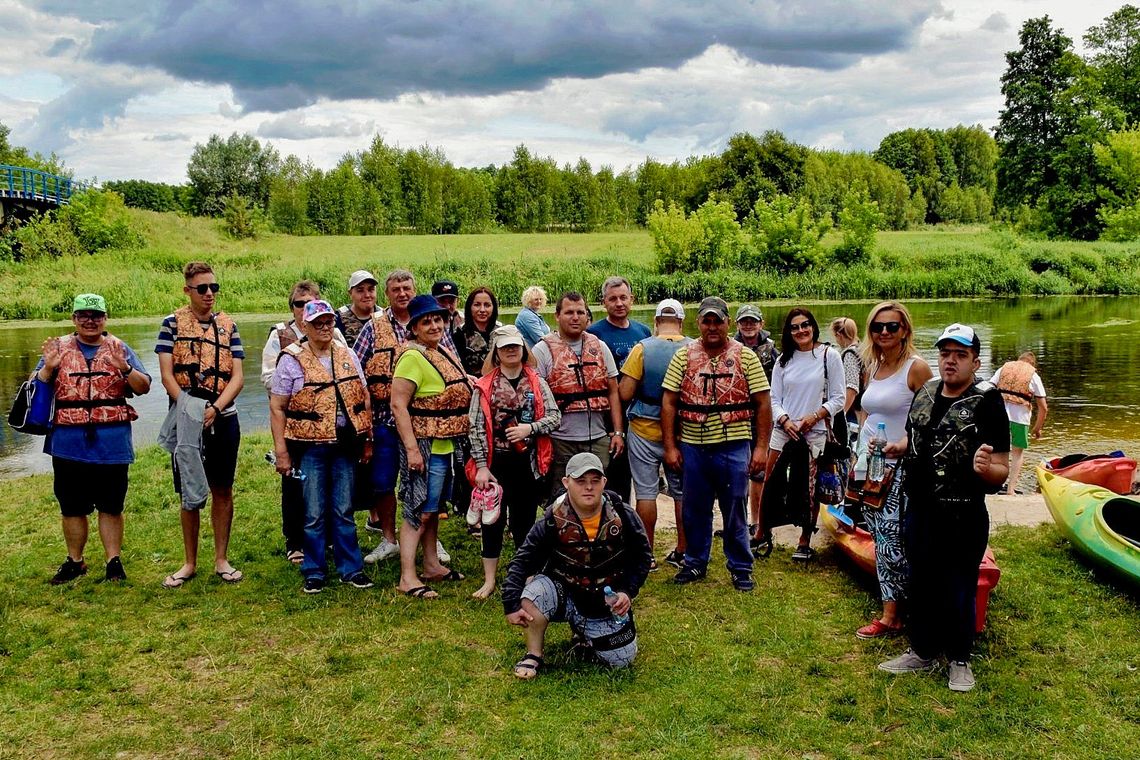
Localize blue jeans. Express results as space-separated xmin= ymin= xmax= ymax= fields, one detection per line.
xmin=681 ymin=440 xmax=753 ymax=574
xmin=298 ymin=443 xmax=365 ymax=580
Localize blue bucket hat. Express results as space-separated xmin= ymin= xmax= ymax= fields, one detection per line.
xmin=406 ymin=294 xmax=448 ymax=325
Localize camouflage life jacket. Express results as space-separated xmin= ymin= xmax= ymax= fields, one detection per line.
xmin=171 ymin=306 xmax=235 ymax=402
xmin=996 ymin=360 xmax=1035 ymax=409
xmin=905 ymin=378 xmax=1001 ymax=500
xmin=364 ymin=311 xmax=402 ymax=408
xmin=53 ymin=334 xmax=138 ymax=426
xmin=550 ymin=493 xmax=627 ymax=601
xmin=282 ymin=342 xmax=370 ymax=442
xmin=678 ymin=340 xmax=753 ymax=425
xmin=542 ymin=332 xmax=610 ymax=413
xmin=400 ymin=343 xmax=473 ymax=439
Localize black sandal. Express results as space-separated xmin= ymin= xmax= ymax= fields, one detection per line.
xmin=751 ymin=531 xmax=773 ymax=559
xmin=513 ymin=652 xmax=543 ymax=680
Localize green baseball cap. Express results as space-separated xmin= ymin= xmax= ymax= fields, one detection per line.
xmin=72 ymin=293 xmax=107 ymax=313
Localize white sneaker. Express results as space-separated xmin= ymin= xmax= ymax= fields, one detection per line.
xmin=436 ymin=540 xmax=451 ymax=564
xmin=948 ymin=661 xmax=976 ymax=692
xmin=878 ymin=649 xmax=937 ymax=674
xmin=363 ymin=538 xmax=399 ymax=564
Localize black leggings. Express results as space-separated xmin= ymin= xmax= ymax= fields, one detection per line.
xmin=480 ymin=450 xmax=548 ymax=559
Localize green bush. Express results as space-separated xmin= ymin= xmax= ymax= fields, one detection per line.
xmin=11 ymin=213 xmax=83 ymax=260
xmin=58 ymin=189 xmax=143 ymax=252
xmin=743 ymin=193 xmax=829 ymax=272
xmin=222 ymin=192 xmax=268 ymax=239
xmin=831 ymin=189 xmax=885 ymax=266
xmin=647 ymin=199 xmax=746 ymax=274
xmin=1098 ymin=201 xmax=1140 ymax=241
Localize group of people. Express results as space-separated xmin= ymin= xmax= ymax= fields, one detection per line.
xmin=26 ymin=264 xmax=1048 ymax=691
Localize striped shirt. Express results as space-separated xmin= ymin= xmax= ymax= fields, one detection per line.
xmin=661 ymin=343 xmax=769 ymax=445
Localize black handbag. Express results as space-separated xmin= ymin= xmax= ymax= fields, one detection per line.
xmin=820 ymin=346 xmax=850 ymax=462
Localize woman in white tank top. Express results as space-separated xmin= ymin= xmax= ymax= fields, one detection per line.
xmin=852 ymin=302 xmax=932 ymax=641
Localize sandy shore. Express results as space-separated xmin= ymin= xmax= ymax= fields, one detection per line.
xmin=650 ymin=492 xmax=1052 ymax=551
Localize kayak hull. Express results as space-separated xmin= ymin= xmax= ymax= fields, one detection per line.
xmin=1037 ymin=468 xmax=1140 ymax=588
xmin=821 ymin=507 xmax=1000 ymax=632
xmin=1043 ymin=455 xmax=1136 ymax=495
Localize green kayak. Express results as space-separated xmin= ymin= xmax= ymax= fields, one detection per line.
xmin=1038 ymin=467 xmax=1140 ymax=588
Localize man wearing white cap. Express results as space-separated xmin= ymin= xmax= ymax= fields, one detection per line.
xmin=878 ymin=323 xmax=1008 ymax=693
xmin=502 ymin=452 xmax=652 ymax=679
xmin=337 ymin=270 xmax=381 ymax=349
xmin=618 ymin=298 xmax=691 ymax=570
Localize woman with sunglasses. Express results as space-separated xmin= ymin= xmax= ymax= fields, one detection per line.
xmin=853 ymin=301 xmax=932 ymax=639
xmin=758 ymin=308 xmax=845 ymax=561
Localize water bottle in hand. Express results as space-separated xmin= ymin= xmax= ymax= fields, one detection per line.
xmin=603 ymin=585 xmax=628 ymax=623
xmin=868 ymin=422 xmax=887 ymax=483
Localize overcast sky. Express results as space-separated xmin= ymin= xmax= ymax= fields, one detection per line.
xmin=0 ymin=1 xmax=1127 ymax=183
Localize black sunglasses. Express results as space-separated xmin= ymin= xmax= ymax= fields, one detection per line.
xmin=291 ymin=299 xmax=313 ymax=309
xmin=870 ymin=321 xmax=902 ymax=334
xmin=74 ymin=311 xmax=106 ymax=321
xmin=191 ymin=283 xmax=221 ymax=295
xmin=790 ymin=320 xmax=813 ymax=332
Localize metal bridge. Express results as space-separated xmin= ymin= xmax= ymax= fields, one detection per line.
xmin=0 ymin=164 xmax=86 ymax=226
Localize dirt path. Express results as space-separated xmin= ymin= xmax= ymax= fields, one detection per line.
xmin=650 ymin=492 xmax=1052 ymax=551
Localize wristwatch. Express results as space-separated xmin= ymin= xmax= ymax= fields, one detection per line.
xmin=611 ymin=431 xmax=625 ymax=438
xmin=121 ymin=366 xmax=133 ymax=378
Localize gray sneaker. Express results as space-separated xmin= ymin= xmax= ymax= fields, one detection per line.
xmin=948 ymin=661 xmax=976 ymax=692
xmin=878 ymin=649 xmax=937 ymax=674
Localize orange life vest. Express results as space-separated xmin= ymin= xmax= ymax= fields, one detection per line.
xmin=364 ymin=312 xmax=402 ymax=407
xmin=678 ymin=340 xmax=753 ymax=424
xmin=473 ymin=366 xmax=553 ymax=475
xmin=171 ymin=306 xmax=235 ymax=402
xmin=52 ymin=334 xmax=138 ymax=426
xmin=282 ymin=342 xmax=370 ymax=442
xmin=542 ymin=332 xmax=610 ymax=413
xmin=400 ymin=343 xmax=473 ymax=439
xmin=996 ymin=360 xmax=1036 ymax=409
xmin=274 ymin=321 xmax=302 ymax=358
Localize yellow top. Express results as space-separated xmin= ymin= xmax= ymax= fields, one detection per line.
xmin=393 ymin=349 xmax=456 ymax=455
xmin=661 ymin=344 xmax=769 ymax=445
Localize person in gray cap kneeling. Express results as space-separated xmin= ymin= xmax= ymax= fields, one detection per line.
xmin=501 ymin=452 xmax=652 ymax=679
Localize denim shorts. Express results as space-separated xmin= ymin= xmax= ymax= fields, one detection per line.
xmin=521 ymin=574 xmax=638 ymax=669
xmin=626 ymin=429 xmax=682 ymax=501
xmin=370 ymin=423 xmax=400 ymax=494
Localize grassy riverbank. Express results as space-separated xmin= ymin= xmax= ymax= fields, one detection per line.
xmin=1 ymin=433 xmax=1138 ymax=757
xmin=2 ymin=210 xmax=1140 ymax=320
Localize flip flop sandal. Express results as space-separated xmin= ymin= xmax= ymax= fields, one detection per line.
xmin=404 ymin=585 xmax=438 ymax=599
xmin=513 ymin=652 xmax=543 ymax=679
xmin=215 ymin=568 xmax=244 ymax=583
xmin=162 ymin=572 xmax=195 ymax=589
xmin=752 ymin=532 xmax=773 ymax=559
xmin=426 ymin=569 xmax=465 ymax=582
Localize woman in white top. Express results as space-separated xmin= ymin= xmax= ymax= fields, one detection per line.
xmin=762 ymin=308 xmax=845 ymax=560
xmin=853 ymin=301 xmax=932 ymax=640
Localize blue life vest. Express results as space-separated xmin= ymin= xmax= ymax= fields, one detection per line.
xmin=628 ymin=336 xmax=691 ymax=422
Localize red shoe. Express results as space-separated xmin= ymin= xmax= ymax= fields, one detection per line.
xmin=856 ymin=618 xmax=904 ymax=639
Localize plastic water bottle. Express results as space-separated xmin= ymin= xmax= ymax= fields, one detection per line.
xmin=868 ymin=422 xmax=887 ymax=483
xmin=603 ymin=585 xmax=628 ymax=623
xmin=265 ymin=451 xmax=307 ymax=481
xmin=520 ymin=391 xmax=535 ymax=423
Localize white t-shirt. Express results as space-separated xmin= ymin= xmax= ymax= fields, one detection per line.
xmin=989 ymin=366 xmax=1046 ymax=426
xmin=770 ymin=345 xmax=847 ymax=428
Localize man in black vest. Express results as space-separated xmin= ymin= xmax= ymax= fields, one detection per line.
xmin=878 ymin=323 xmax=1008 ymax=693
xmin=501 ymin=453 xmax=651 ymax=679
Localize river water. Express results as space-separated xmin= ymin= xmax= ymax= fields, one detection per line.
xmin=1 ymin=296 xmax=1136 ymax=490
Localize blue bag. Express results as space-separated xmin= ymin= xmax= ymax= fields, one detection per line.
xmin=8 ymin=376 xmax=54 ymax=435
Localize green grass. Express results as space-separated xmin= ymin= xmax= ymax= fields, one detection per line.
xmin=4 ymin=212 xmax=1140 ymax=320
xmin=1 ymin=433 xmax=1138 ymax=758
xmin=3 ymin=212 xmax=1140 ymax=320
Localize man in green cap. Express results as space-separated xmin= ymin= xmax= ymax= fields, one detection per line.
xmin=32 ymin=294 xmax=152 ymax=584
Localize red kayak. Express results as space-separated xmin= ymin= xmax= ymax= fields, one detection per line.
xmin=822 ymin=506 xmax=1001 ymax=633
xmin=1043 ymin=453 xmax=1136 ymax=495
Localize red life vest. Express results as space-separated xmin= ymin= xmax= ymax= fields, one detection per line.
xmin=542 ymin=332 xmax=610 ymax=413
xmin=473 ymin=366 xmax=553 ymax=475
xmin=996 ymin=360 xmax=1035 ymax=409
xmin=678 ymin=340 xmax=753 ymax=424
xmin=53 ymin=334 xmax=138 ymax=426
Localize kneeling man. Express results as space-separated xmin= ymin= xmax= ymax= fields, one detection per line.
xmin=502 ymin=453 xmax=652 ymax=679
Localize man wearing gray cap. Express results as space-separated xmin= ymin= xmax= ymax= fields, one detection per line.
xmin=661 ymin=296 xmax=771 ymax=592
xmin=618 ymin=298 xmax=692 ymax=569
xmin=501 ymin=452 xmax=652 ymax=679
xmin=734 ymin=304 xmax=778 ymax=382
xmin=878 ymin=323 xmax=1008 ymax=692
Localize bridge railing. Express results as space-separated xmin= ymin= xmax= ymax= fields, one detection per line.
xmin=0 ymin=164 xmax=80 ymax=205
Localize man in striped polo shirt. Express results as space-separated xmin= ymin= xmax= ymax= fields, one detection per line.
xmin=660 ymin=297 xmax=771 ymax=592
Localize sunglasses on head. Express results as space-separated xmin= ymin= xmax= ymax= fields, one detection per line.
xmin=190 ymin=283 xmax=220 ymax=295
xmin=870 ymin=321 xmax=902 ymax=334
xmin=790 ymin=320 xmax=813 ymax=332
xmin=291 ymin=299 xmax=313 ymax=309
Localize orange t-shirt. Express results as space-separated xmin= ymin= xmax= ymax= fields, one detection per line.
xmin=580 ymin=512 xmax=601 ymax=541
